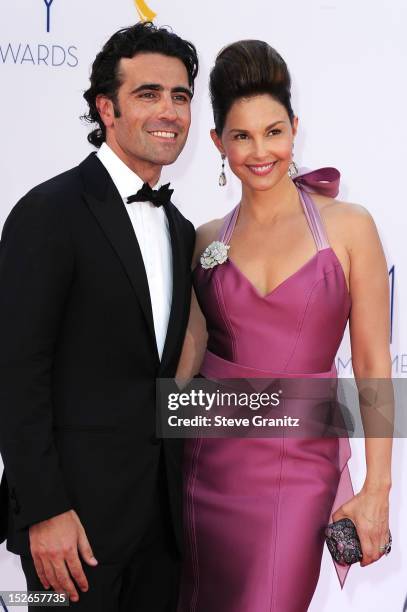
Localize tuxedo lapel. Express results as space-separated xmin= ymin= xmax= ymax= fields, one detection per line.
xmin=159 ymin=201 xmax=187 ymax=372
xmin=79 ymin=153 xmax=159 ymax=361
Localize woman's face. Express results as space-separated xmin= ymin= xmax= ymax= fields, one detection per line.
xmin=212 ymin=94 xmax=298 ymax=192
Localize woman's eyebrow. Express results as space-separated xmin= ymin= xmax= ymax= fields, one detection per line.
xmin=228 ymin=120 xmax=286 ymax=134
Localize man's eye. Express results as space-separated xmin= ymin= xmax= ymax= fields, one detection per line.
xmin=139 ymin=92 xmax=156 ymax=99
xmin=173 ymin=95 xmax=188 ymax=103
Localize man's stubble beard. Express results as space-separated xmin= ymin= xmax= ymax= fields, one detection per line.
xmin=138 ymin=134 xmax=188 ymax=167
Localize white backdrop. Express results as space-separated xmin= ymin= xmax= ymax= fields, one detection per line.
xmin=1 ymin=1 xmax=406 ymax=610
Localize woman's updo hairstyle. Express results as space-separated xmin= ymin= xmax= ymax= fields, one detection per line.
xmin=209 ymin=40 xmax=294 ymax=135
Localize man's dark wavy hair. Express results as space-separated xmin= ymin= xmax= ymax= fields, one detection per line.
xmin=82 ymin=22 xmax=199 ymax=148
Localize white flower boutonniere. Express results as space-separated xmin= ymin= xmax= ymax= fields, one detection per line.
xmin=200 ymin=241 xmax=230 ymax=270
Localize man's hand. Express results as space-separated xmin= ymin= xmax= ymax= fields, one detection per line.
xmin=29 ymin=509 xmax=98 ymax=603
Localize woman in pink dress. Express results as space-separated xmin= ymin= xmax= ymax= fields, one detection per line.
xmin=176 ymin=40 xmax=392 ymax=611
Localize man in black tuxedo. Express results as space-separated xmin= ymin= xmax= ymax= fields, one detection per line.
xmin=0 ymin=22 xmax=198 ymax=611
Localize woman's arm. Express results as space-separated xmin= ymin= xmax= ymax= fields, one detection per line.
xmin=176 ymin=287 xmax=208 ymax=385
xmin=348 ymin=204 xmax=393 ymax=490
xmin=333 ymin=203 xmax=393 ymax=567
xmin=176 ymin=218 xmax=223 ymax=385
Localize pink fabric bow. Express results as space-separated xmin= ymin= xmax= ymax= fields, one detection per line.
xmin=293 ymin=167 xmax=341 ymax=198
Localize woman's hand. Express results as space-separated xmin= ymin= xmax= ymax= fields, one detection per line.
xmin=332 ymin=484 xmax=391 ymax=567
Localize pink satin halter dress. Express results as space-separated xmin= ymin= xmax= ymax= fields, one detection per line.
xmin=178 ymin=168 xmax=355 ymax=612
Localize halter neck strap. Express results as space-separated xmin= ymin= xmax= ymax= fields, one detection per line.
xmin=293 ymin=166 xmax=341 ymax=250
xmin=219 ymin=204 xmax=240 ymax=244
xmin=217 ymin=166 xmax=341 ymax=250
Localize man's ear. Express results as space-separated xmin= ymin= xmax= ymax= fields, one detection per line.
xmin=210 ymin=129 xmax=226 ymax=156
xmin=95 ymin=95 xmax=115 ymax=129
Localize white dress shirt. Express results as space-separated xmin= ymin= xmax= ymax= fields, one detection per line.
xmin=97 ymin=142 xmax=173 ymax=360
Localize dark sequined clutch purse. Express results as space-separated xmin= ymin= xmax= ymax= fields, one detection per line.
xmin=325 ymin=517 xmax=364 ymax=565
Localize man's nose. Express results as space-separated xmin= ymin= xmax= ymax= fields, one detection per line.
xmin=157 ymin=94 xmax=178 ymax=121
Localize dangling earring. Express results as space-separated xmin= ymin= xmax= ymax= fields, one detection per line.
xmin=288 ymin=160 xmax=298 ymax=178
xmin=218 ymin=154 xmax=227 ymax=186
xmin=288 ymin=143 xmax=298 ymax=179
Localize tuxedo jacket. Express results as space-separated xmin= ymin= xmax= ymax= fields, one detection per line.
xmin=0 ymin=152 xmax=195 ymax=560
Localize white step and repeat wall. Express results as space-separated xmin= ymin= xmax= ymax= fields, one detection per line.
xmin=1 ymin=1 xmax=406 ymax=610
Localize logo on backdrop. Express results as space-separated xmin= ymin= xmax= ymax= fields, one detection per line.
xmin=134 ymin=0 xmax=157 ymax=21
xmin=43 ymin=0 xmax=55 ymax=32
xmin=338 ymin=265 xmax=405 ymax=376
xmin=389 ymin=264 xmax=395 ymax=344
xmin=0 ymin=0 xmax=78 ymax=68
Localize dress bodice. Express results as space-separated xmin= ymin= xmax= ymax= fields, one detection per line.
xmin=193 ymin=167 xmax=351 ymax=375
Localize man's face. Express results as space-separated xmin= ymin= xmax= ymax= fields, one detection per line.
xmin=97 ymin=52 xmax=192 ymax=180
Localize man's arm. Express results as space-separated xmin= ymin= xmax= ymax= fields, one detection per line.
xmin=0 ymin=191 xmax=74 ymax=528
xmin=0 ymin=191 xmax=98 ymax=601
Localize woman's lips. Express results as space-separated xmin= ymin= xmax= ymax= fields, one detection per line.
xmin=247 ymin=162 xmax=277 ymax=176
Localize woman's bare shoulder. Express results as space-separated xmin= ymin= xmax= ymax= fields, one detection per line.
xmin=312 ymin=192 xmax=370 ymax=216
xmin=311 ymin=193 xmax=378 ymax=248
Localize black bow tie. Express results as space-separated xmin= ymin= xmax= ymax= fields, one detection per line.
xmin=126 ymin=182 xmax=173 ymax=207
